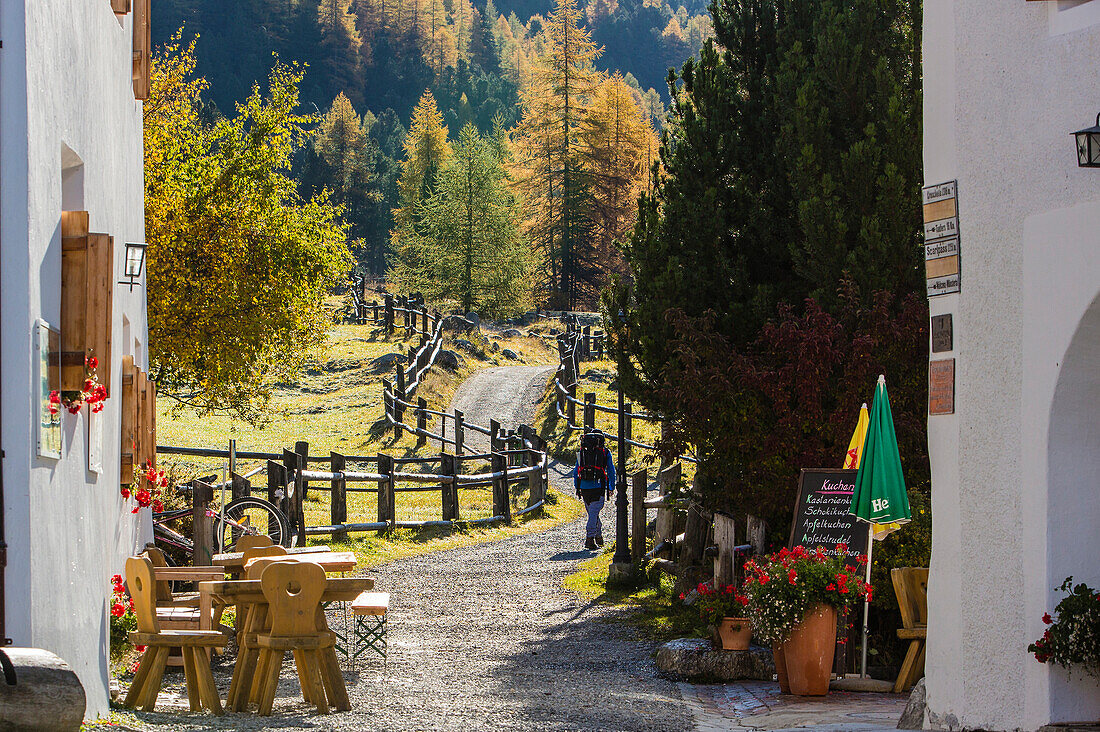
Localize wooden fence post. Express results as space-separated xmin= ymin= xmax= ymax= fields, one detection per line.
xmin=713 ymin=512 xmax=737 ymax=587
xmin=567 ymin=382 xmax=577 ymax=427
xmin=330 ymin=452 xmax=347 ymax=542
xmin=746 ymin=514 xmax=767 ymax=557
xmin=454 ymin=409 xmax=465 ymax=457
xmin=295 ymin=440 xmax=309 ymax=500
xmin=655 ymin=462 xmax=681 ymax=549
xmin=490 ymin=418 xmax=501 ymax=453
xmin=526 ymin=446 xmax=545 ymax=508
xmin=267 ymin=460 xmax=287 ymax=519
xmin=384 ymin=294 xmax=394 ymax=335
xmin=595 ymin=330 xmax=603 ymax=359
xmin=377 ymin=453 xmax=394 ymax=530
xmin=416 ymin=397 xmax=428 ymax=448
xmin=583 ymin=393 xmax=596 ymax=432
xmin=394 ymin=366 xmax=406 ymax=439
xmin=284 ymin=448 xmax=306 ymax=547
xmin=371 ymin=300 xmax=379 ymax=323
xmin=631 ymin=469 xmax=647 ymax=562
xmin=421 ymin=307 xmax=429 ymax=337
xmin=623 ymin=402 xmax=633 ymax=460
xmin=191 ymin=479 xmax=215 ymax=566
xmin=441 ymin=452 xmax=458 ymax=521
xmin=583 ymin=325 xmax=591 ymax=359
xmin=228 ymin=438 xmax=237 ymax=477
xmin=230 ymin=471 xmax=250 ymax=500
xmin=491 ymin=452 xmax=510 ymax=521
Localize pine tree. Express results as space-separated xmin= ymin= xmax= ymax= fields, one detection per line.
xmin=400 ymin=123 xmax=534 ymax=315
xmin=512 ymin=0 xmax=603 ymax=309
xmin=317 ymin=0 xmax=364 ymax=106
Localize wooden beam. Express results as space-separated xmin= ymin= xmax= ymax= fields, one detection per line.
xmin=132 ymin=0 xmax=150 ymax=100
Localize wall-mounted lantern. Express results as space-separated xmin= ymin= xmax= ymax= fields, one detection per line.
xmin=1073 ymin=113 xmax=1100 ymax=168
xmin=119 ymin=241 xmax=148 ymax=291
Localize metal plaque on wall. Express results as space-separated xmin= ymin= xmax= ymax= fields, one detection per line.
xmin=931 ymin=314 xmax=953 ymax=353
xmin=929 ymin=359 xmax=956 ymax=415
xmin=923 ymin=180 xmax=961 ymax=296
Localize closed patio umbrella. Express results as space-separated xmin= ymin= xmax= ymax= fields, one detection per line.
xmin=849 ymin=375 xmax=911 ymax=677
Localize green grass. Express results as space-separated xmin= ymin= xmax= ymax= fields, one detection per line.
xmin=563 ymin=550 xmax=704 ymax=642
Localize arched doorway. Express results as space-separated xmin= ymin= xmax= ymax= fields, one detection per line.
xmin=1046 ymin=289 xmax=1100 ymax=719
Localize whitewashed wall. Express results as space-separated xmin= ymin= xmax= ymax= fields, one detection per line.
xmin=0 ymin=0 xmax=149 ymax=719
xmin=923 ymin=1 xmax=1100 ymax=728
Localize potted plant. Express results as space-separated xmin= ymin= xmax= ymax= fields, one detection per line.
xmin=1028 ymin=577 xmax=1100 ymax=677
xmin=741 ymin=543 xmax=871 ymax=695
xmin=692 ymin=581 xmax=753 ymax=650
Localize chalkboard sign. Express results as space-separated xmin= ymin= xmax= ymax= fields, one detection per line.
xmin=788 ymin=469 xmax=869 ymax=569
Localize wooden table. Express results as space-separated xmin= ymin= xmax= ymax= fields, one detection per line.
xmin=242 ymin=551 xmax=357 ymax=574
xmin=198 ymin=576 xmax=374 ymax=712
xmin=212 ymin=545 xmax=332 ymax=574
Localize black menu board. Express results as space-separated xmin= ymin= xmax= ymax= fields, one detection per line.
xmin=788 ymin=469 xmax=869 ymax=569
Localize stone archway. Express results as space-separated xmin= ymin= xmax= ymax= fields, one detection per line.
xmin=1045 ymin=289 xmax=1100 ymax=719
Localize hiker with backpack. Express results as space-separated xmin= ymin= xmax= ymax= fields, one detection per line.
xmin=572 ymin=430 xmax=616 ymax=550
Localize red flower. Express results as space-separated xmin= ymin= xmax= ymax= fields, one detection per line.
xmin=134 ymin=645 xmax=146 ymax=653
xmin=826 ymin=583 xmax=836 ymax=591
xmin=678 ymin=592 xmax=686 ymax=601
xmin=696 ymin=582 xmax=707 ymax=594
xmin=788 ymin=568 xmax=798 ymax=585
xmin=759 ymin=573 xmax=770 ymax=584
xmin=1042 ymin=613 xmax=1052 ymax=624
xmin=836 ymin=542 xmax=848 ymax=554
xmin=86 ymin=356 xmax=98 ymax=370
xmin=736 ymin=594 xmax=749 ymax=606
xmin=110 ymin=603 xmax=126 ymax=618
xmin=152 ymin=500 xmax=164 ymax=513
xmin=857 ymin=554 xmax=868 ymax=565
xmin=120 ymin=488 xmax=130 ymax=499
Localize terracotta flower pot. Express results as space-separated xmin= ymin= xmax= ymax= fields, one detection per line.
xmin=772 ymin=643 xmax=791 ymax=694
xmin=783 ymin=603 xmax=837 ymax=696
xmin=717 ymin=617 xmax=752 ymax=650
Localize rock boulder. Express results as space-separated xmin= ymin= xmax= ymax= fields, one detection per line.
xmin=654 ymin=639 xmax=775 ymax=682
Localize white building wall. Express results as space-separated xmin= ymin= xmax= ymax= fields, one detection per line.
xmin=924 ymin=1 xmax=1100 ymax=729
xmin=1 ymin=0 xmax=149 ymax=719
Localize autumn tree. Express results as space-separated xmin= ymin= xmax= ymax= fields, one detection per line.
xmin=581 ymin=73 xmax=657 ymax=281
xmin=512 ymin=0 xmax=603 ymax=309
xmin=399 ymin=123 xmax=535 ymax=315
xmin=390 ymin=91 xmax=451 ymax=288
xmin=144 ymin=36 xmax=352 ymax=422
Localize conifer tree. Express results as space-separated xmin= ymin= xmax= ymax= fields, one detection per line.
xmin=400 ymin=123 xmax=534 ymax=315
xmin=512 ymin=0 xmax=603 ymax=309
xmin=390 ymin=91 xmax=451 ymax=287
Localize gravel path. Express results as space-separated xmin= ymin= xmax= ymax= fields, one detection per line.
xmin=448 ymin=364 xmax=555 ymax=452
xmin=124 ymin=365 xmax=693 ymax=731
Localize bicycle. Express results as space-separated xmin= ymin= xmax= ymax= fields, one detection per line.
xmin=153 ymin=495 xmax=292 ymax=564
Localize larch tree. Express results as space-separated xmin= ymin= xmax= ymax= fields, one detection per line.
xmin=144 ymin=36 xmax=351 ymax=423
xmin=390 ymin=91 xmax=451 ymax=289
xmin=512 ymin=0 xmax=602 ymax=309
xmin=581 ymin=73 xmax=657 ymax=283
xmin=403 ymin=123 xmax=535 ymax=315
xmin=317 ymin=0 xmax=363 ymax=105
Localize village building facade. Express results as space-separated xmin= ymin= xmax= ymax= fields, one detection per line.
xmin=923 ymin=0 xmax=1100 ymax=728
xmin=1 ymin=0 xmax=152 ymax=719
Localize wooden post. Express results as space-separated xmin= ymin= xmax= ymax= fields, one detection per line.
xmin=583 ymin=325 xmax=591 ymax=359
xmin=416 ymin=397 xmax=428 ymax=448
xmin=631 ymin=469 xmax=647 ymax=561
xmin=191 ymin=479 xmax=215 ymax=566
xmin=746 ymin=514 xmax=767 ymax=557
xmin=371 ymin=300 xmax=379 ymax=323
xmin=623 ymin=402 xmax=633 ymax=460
xmin=421 ymin=307 xmax=429 ymax=337
xmin=595 ymin=331 xmax=603 ymax=359
xmin=384 ymin=294 xmax=394 ymax=335
xmin=583 ymin=393 xmax=596 ymax=432
xmin=441 ymin=453 xmax=458 ymax=521
xmin=230 ymin=472 xmax=250 ymax=500
xmin=377 ymin=454 xmax=395 ymax=530
xmin=713 ymin=512 xmax=737 ymax=587
xmin=567 ymin=382 xmax=577 ymax=427
xmin=284 ymin=449 xmax=306 ymax=547
xmin=454 ymin=409 xmax=465 ymax=457
xmin=295 ymin=440 xmax=309 ymax=500
xmin=394 ymin=366 xmax=406 ymax=439
xmin=677 ymin=497 xmax=713 ymax=593
xmin=655 ymin=462 xmax=681 ymax=547
xmin=267 ymin=460 xmax=287 ymax=519
xmin=526 ymin=448 xmax=545 ymax=508
xmin=490 ymin=418 xmax=502 ymax=453
xmin=330 ymin=452 xmax=347 ymax=542
xmin=228 ymin=438 xmax=237 ymax=477
xmin=491 ymin=453 xmax=511 ymax=521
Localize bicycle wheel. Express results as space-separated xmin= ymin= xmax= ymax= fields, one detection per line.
xmin=214 ymin=497 xmax=292 ymax=551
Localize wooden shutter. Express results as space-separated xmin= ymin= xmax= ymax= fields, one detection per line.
xmin=132 ymin=0 xmax=150 ymax=100
xmin=60 ymin=211 xmax=114 ymax=393
xmin=111 ymin=0 xmax=131 ymax=14
xmin=120 ymin=357 xmax=157 ymax=483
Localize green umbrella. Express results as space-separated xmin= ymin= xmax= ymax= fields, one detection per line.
xmin=849 ymin=374 xmax=911 ymax=678
xmin=851 ymin=375 xmax=911 ymax=526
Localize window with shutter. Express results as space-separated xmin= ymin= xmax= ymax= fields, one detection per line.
xmin=60 ymin=211 xmax=114 ymax=394
xmin=132 ymin=0 xmax=150 ymax=100
xmin=120 ymin=356 xmax=157 ymax=483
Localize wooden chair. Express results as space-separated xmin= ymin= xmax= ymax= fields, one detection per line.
xmin=123 ymin=556 xmax=230 ymax=714
xmin=254 ymin=562 xmax=336 ymax=715
xmin=891 ymin=567 xmax=929 ymax=693
xmin=141 ymin=546 xmax=227 ymax=665
xmin=227 ymin=556 xmax=296 ymax=711
xmin=234 ymin=535 xmax=274 ymax=554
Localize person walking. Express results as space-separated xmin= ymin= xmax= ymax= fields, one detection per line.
xmin=572 ymin=430 xmax=615 ymax=550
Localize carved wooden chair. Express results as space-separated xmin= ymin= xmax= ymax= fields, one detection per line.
xmin=891 ymin=566 xmax=929 ymax=693
xmin=123 ymin=556 xmax=230 ymax=714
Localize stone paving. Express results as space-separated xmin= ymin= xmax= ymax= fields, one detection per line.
xmin=678 ymin=681 xmax=908 ymax=732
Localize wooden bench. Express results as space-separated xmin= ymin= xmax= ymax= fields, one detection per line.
xmin=351 ymin=592 xmax=390 ymax=660
xmin=891 ymin=567 xmax=928 ymax=693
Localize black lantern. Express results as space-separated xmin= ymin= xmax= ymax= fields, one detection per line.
xmin=1073 ymin=113 xmax=1100 ymax=168
xmin=119 ymin=241 xmax=148 ymax=291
